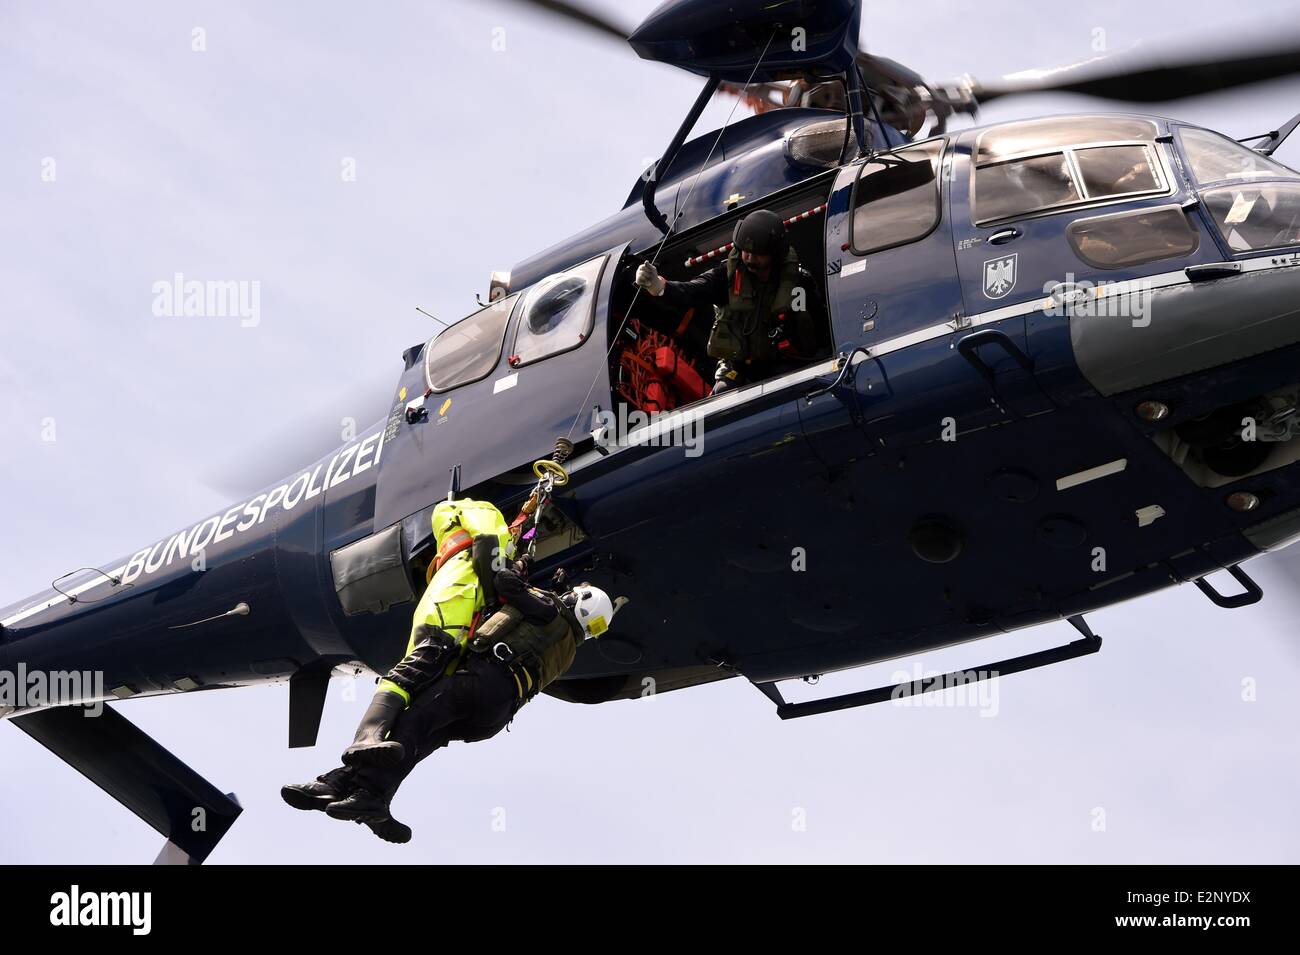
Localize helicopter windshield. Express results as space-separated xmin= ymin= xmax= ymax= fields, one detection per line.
xmin=1178 ymin=127 xmax=1300 ymax=253
xmin=1178 ymin=127 xmax=1300 ymax=186
xmin=1202 ymin=183 xmax=1300 ymax=252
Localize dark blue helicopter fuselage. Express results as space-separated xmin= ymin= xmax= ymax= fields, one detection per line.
xmin=4 ymin=109 xmax=1300 ymax=716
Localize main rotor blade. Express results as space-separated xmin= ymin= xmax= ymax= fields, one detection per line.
xmin=497 ymin=0 xmax=630 ymax=42
xmin=961 ymin=37 xmax=1300 ymax=104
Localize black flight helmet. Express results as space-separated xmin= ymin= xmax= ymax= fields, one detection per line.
xmin=732 ymin=209 xmax=788 ymax=262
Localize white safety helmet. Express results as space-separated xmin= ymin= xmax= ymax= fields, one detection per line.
xmin=569 ymin=584 xmax=616 ymax=639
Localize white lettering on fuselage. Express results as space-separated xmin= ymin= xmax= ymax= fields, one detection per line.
xmin=113 ymin=429 xmax=385 ymax=588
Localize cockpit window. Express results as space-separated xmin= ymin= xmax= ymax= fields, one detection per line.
xmin=508 ymin=254 xmax=605 ymax=367
xmin=1177 ymin=127 xmax=1300 ymax=186
xmin=850 ymin=139 xmax=944 ymax=254
xmin=974 ymin=137 xmax=1166 ymax=225
xmin=424 ymin=294 xmax=517 ymax=393
xmin=1201 ymin=182 xmax=1300 ymax=252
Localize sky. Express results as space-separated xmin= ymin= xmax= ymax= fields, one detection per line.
xmin=2 ymin=0 xmax=1300 ymax=863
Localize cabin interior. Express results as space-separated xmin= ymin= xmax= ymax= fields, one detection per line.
xmin=607 ymin=175 xmax=838 ymax=416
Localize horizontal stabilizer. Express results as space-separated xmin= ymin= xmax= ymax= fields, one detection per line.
xmin=12 ymin=704 xmax=242 ymax=863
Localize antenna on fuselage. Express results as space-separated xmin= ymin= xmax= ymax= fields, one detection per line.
xmin=447 ymin=463 xmax=461 ymax=502
xmin=416 ymin=306 xmax=450 ymax=330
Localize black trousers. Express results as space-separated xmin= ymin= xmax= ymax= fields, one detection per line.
xmin=354 ymin=653 xmax=521 ymax=799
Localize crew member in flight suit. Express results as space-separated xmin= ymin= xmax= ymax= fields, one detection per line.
xmin=634 ymin=208 xmax=822 ymax=392
xmin=281 ymin=497 xmax=618 ymax=842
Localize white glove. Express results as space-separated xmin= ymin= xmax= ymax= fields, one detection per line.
xmin=635 ymin=262 xmax=666 ymax=297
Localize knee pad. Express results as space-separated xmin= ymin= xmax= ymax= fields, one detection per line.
xmin=384 ymin=625 xmax=459 ymax=697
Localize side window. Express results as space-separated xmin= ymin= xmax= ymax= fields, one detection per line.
xmin=1073 ymin=145 xmax=1161 ymax=199
xmin=850 ymin=139 xmax=944 ymax=254
xmin=975 ymin=154 xmax=1080 ymax=223
xmin=974 ymin=143 xmax=1166 ymax=225
xmin=424 ymin=294 xmax=517 ymax=393
xmin=1178 ymin=127 xmax=1300 ymax=186
xmin=1067 ymin=204 xmax=1199 ymax=269
xmin=508 ymin=255 xmax=605 ymax=368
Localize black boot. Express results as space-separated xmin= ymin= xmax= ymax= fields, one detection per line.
xmin=281 ymin=766 xmax=354 ymax=812
xmin=326 ymin=787 xmax=412 ymax=844
xmin=342 ymin=689 xmax=406 ymax=767
xmin=365 ymin=817 xmax=413 ymax=845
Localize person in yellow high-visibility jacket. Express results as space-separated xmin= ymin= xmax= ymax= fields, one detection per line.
xmin=347 ymin=497 xmax=515 ymax=762
xmin=280 ymin=498 xmax=513 ymax=842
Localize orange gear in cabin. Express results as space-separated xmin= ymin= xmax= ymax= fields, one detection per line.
xmin=615 ymin=318 xmax=710 ymax=414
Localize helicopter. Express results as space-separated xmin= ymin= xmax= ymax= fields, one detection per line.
xmin=4 ymin=0 xmax=1300 ymax=863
